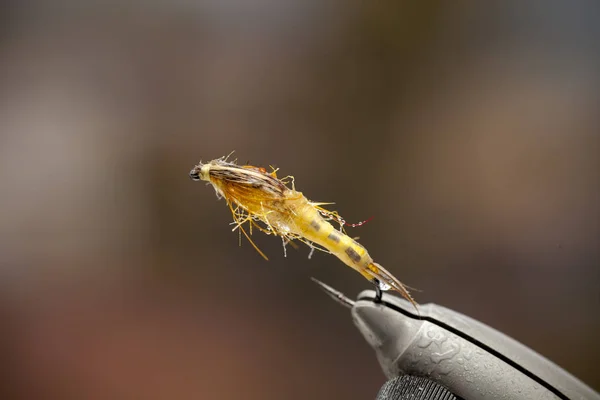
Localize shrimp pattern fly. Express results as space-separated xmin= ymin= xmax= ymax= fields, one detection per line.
xmin=190 ymin=153 xmax=418 ymax=310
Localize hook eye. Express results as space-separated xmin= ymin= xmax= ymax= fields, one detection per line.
xmin=189 ymin=169 xmax=201 ymax=181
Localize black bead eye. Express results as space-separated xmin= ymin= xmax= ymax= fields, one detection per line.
xmin=189 ymin=170 xmax=201 ymax=181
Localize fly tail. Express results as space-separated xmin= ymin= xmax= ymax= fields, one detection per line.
xmin=364 ymin=262 xmax=419 ymax=313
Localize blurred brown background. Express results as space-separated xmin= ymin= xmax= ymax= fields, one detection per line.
xmin=1 ymin=1 xmax=599 ymax=399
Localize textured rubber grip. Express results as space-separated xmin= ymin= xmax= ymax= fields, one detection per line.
xmin=376 ymin=376 xmax=458 ymax=400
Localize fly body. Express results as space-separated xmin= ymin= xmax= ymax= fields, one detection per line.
xmin=190 ymin=153 xmax=417 ymax=310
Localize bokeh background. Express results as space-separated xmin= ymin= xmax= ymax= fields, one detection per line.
xmin=1 ymin=1 xmax=599 ymax=399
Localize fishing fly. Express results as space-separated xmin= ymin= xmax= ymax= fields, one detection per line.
xmin=189 ymin=153 xmax=417 ymax=309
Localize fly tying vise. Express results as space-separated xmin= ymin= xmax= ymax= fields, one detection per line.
xmin=189 ymin=153 xmax=418 ymax=310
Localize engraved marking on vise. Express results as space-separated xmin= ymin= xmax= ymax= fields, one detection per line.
xmin=413 ymin=326 xmax=460 ymax=376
